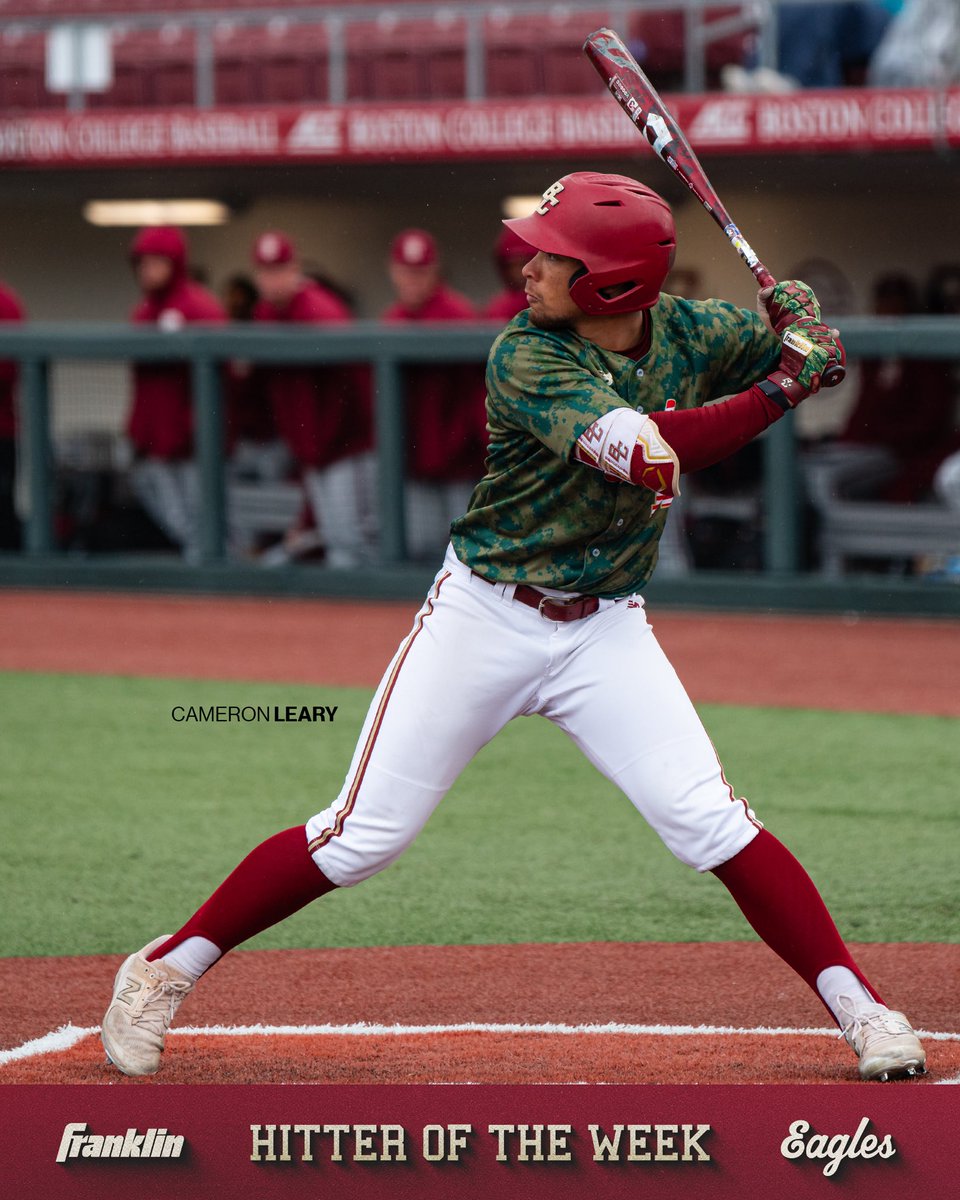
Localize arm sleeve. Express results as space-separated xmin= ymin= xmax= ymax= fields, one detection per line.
xmin=647 ymin=384 xmax=786 ymax=475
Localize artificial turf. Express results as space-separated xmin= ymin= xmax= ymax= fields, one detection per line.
xmin=1 ymin=671 xmax=956 ymax=957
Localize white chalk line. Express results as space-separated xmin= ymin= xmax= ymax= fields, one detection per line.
xmin=3 ymin=1020 xmax=960 ymax=1071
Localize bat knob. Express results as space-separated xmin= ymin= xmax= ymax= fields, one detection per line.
xmin=820 ymin=364 xmax=846 ymax=388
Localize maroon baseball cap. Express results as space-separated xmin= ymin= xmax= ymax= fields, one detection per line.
xmin=494 ymin=226 xmax=535 ymax=264
xmin=253 ymin=231 xmax=296 ymax=266
xmin=390 ymin=228 xmax=438 ymax=267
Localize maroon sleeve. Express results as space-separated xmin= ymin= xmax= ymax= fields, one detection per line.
xmin=0 ymin=286 xmax=24 ymax=389
xmin=182 ymin=284 xmax=226 ymax=323
xmin=643 ymin=385 xmax=786 ymax=477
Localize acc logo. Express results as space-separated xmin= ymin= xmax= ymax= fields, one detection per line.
xmin=286 ymin=111 xmax=343 ymax=154
xmin=536 ymin=182 xmax=565 ymax=214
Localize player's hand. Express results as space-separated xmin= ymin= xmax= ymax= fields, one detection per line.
xmin=768 ymin=318 xmax=845 ymax=403
xmin=758 ymin=280 xmax=821 ymax=334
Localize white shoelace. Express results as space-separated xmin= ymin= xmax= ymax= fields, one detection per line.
xmin=132 ymin=978 xmax=193 ymax=1032
xmin=835 ymin=995 xmax=910 ymax=1043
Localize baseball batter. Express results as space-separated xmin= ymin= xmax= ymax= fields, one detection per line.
xmin=102 ymin=173 xmax=925 ymax=1084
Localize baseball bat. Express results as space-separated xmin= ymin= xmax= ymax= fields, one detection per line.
xmin=582 ymin=27 xmax=845 ymax=387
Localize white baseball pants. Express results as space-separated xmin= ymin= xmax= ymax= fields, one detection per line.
xmin=306 ymin=545 xmax=760 ymax=885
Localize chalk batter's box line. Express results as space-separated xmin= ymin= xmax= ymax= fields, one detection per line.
xmin=3 ymin=1020 xmax=960 ymax=1083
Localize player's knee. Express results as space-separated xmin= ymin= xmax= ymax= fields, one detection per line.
xmin=305 ymin=808 xmax=418 ymax=888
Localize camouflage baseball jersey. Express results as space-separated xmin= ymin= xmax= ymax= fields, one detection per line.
xmin=450 ymin=293 xmax=780 ymax=598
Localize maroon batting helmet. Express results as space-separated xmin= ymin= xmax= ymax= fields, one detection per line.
xmin=504 ymin=172 xmax=676 ymax=315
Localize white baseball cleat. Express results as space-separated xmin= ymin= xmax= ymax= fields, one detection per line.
xmin=101 ymin=935 xmax=195 ymax=1076
xmin=838 ymin=997 xmax=927 ymax=1082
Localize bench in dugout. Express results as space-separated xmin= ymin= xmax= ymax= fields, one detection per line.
xmin=228 ymin=480 xmax=302 ymax=548
xmin=818 ymin=501 xmax=960 ymax=577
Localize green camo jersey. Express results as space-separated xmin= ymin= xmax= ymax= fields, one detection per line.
xmin=450 ymin=294 xmax=780 ymax=598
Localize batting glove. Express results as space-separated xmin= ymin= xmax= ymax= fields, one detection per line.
xmin=762 ymin=318 xmax=846 ymax=408
xmin=759 ymin=279 xmax=822 ymax=336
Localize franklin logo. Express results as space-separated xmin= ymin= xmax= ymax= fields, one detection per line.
xmin=56 ymin=1123 xmax=186 ymax=1163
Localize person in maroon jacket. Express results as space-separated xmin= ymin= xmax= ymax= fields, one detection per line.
xmin=128 ymin=226 xmax=225 ymax=560
xmin=0 ymin=277 xmax=24 ymax=550
xmin=382 ymin=228 xmax=487 ymax=560
xmin=483 ymin=227 xmax=533 ymax=324
xmin=252 ymin=231 xmax=376 ymax=569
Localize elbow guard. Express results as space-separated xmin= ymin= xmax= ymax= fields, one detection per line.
xmin=575 ymin=407 xmax=680 ymax=506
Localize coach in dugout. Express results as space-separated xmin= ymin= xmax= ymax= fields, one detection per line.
xmin=127 ymin=226 xmax=225 ymax=562
xmin=383 ymin=228 xmax=488 ymax=560
xmin=252 ymin=231 xmax=376 ymax=569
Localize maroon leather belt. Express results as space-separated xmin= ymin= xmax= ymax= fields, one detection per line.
xmin=472 ymin=572 xmax=600 ymax=622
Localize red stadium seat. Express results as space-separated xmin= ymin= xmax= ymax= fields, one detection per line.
xmin=541 ymin=8 xmax=612 ymax=96
xmin=213 ymin=24 xmax=265 ymax=105
xmin=87 ymin=25 xmax=194 ymax=109
xmin=421 ymin=12 xmax=467 ymax=101
xmin=259 ymin=21 xmax=328 ymax=104
xmin=0 ymin=30 xmax=65 ymax=110
xmin=483 ymin=12 xmax=544 ymax=98
xmin=152 ymin=30 xmax=195 ymax=107
xmin=628 ymin=6 xmax=756 ymax=90
xmin=346 ymin=17 xmax=427 ymax=103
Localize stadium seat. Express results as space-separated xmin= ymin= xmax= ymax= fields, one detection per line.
xmin=0 ymin=30 xmax=64 ymax=110
xmin=628 ymin=6 xmax=756 ymax=90
xmin=483 ymin=12 xmax=544 ymax=98
xmin=87 ymin=26 xmax=194 ymax=109
xmin=541 ymin=8 xmax=612 ymax=96
xmin=152 ymin=29 xmax=195 ymax=107
xmin=421 ymin=12 xmax=467 ymax=101
xmin=259 ymin=21 xmax=328 ymax=105
xmin=214 ymin=24 xmax=265 ymax=106
xmin=346 ymin=17 xmax=427 ymax=103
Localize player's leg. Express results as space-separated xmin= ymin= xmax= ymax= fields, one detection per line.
xmin=101 ymin=551 xmax=543 ymax=1075
xmin=302 ymin=456 xmax=373 ymax=569
xmin=541 ymin=598 xmax=924 ymax=1080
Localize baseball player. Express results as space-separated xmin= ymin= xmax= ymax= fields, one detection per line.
xmin=383 ymin=228 xmax=488 ymax=560
xmin=483 ymin=227 xmax=535 ymax=323
xmin=102 ymin=173 xmax=925 ymax=1084
xmin=127 ymin=226 xmax=225 ymax=562
xmin=0 ymin=274 xmax=24 ymax=551
xmin=253 ymin=231 xmax=376 ymax=568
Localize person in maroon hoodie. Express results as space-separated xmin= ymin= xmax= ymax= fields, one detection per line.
xmin=483 ymin=227 xmax=533 ymax=324
xmin=252 ymin=231 xmax=376 ymax=569
xmin=382 ymin=228 xmax=487 ymax=560
xmin=128 ymin=226 xmax=225 ymax=560
xmin=0 ymin=276 xmax=24 ymax=550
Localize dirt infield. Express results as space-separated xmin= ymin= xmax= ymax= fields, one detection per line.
xmin=2 ymin=588 xmax=957 ymax=1085
xmin=3 ymin=942 xmax=959 ymax=1085
xmin=1 ymin=588 xmax=958 ymax=714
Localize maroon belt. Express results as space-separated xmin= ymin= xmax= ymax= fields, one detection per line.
xmin=472 ymin=572 xmax=600 ymax=622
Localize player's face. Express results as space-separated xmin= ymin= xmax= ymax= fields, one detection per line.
xmin=135 ymin=255 xmax=175 ymax=293
xmin=255 ymin=262 xmax=301 ymax=308
xmin=389 ymin=262 xmax=440 ymax=311
xmin=523 ymin=252 xmax=583 ymax=329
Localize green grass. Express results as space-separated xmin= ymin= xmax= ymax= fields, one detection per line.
xmin=1 ymin=671 xmax=957 ymax=957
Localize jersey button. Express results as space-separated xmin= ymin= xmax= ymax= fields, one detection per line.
xmin=591 ymin=548 xmax=600 ymax=557
xmin=616 ymin=518 xmax=624 ymax=527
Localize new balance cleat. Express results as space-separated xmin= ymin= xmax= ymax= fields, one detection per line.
xmin=838 ymin=998 xmax=927 ymax=1082
xmin=101 ymin=936 xmax=195 ymax=1076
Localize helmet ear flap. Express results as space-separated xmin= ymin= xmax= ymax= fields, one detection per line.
xmin=567 ymin=264 xmax=588 ymax=291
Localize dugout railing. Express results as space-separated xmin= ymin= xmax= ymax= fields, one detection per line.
xmin=0 ymin=317 xmax=958 ymax=615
